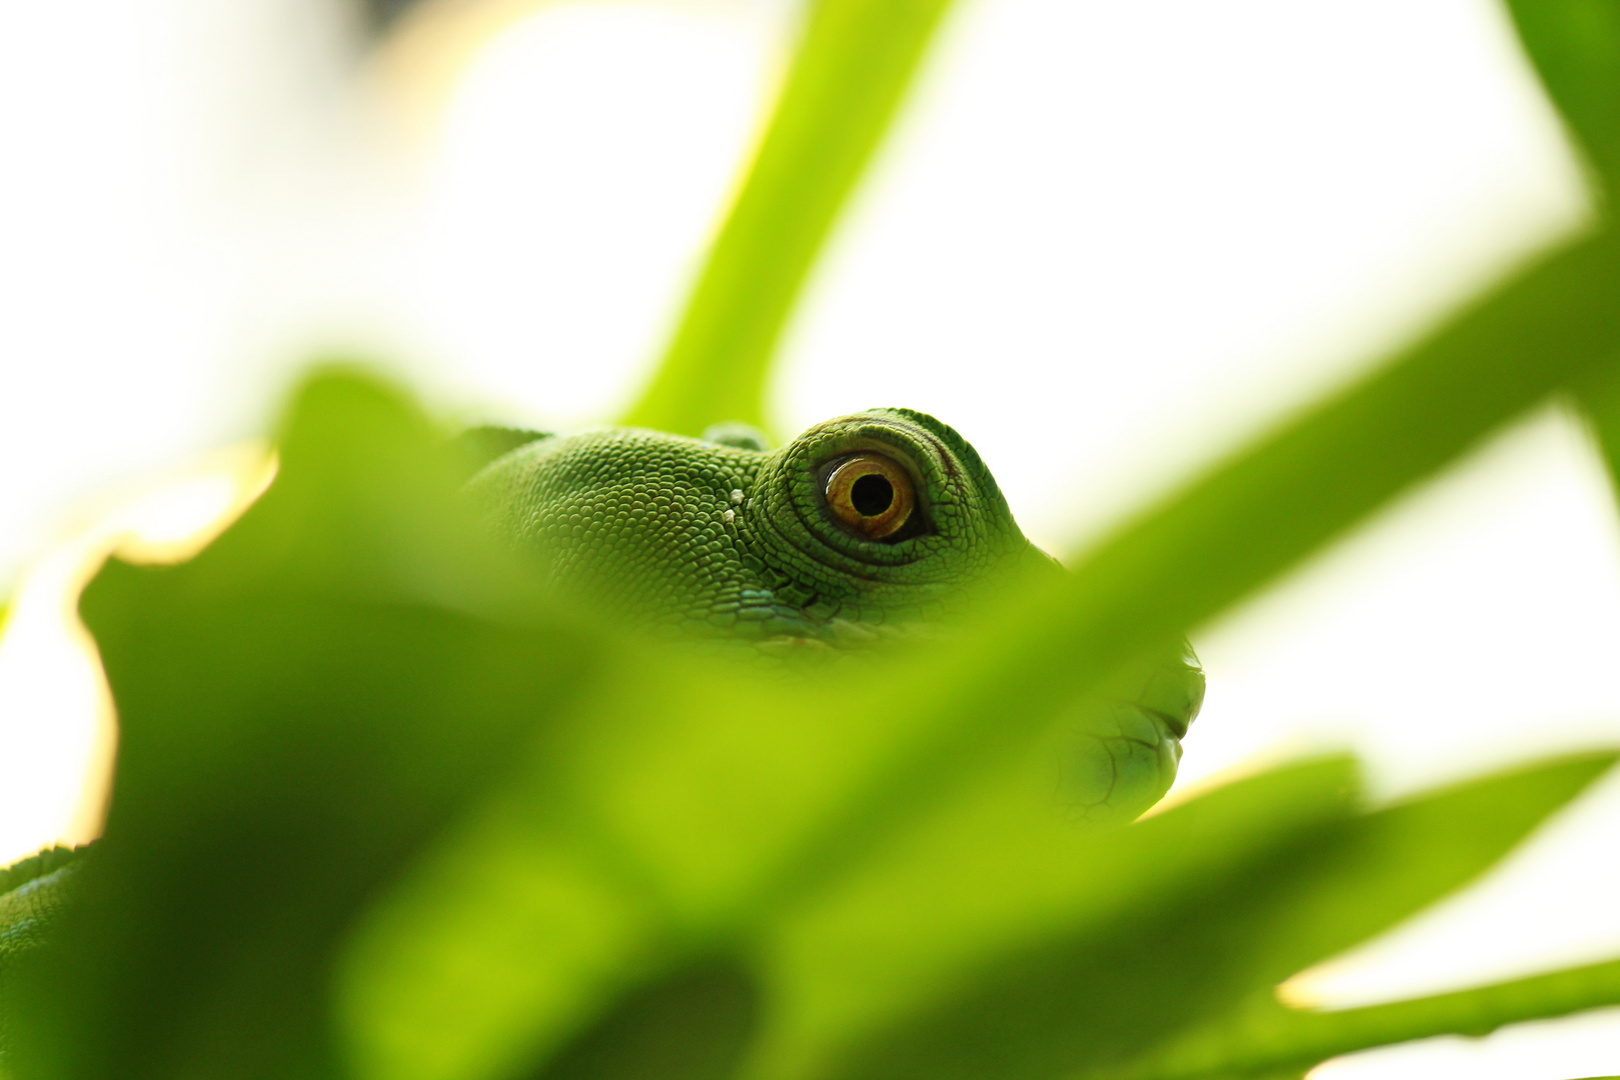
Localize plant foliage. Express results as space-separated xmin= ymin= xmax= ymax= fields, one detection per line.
xmin=5 ymin=1 xmax=1620 ymax=1079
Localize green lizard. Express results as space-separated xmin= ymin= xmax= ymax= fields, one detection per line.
xmin=461 ymin=406 xmax=1202 ymax=813
xmin=464 ymin=408 xmax=1048 ymax=647
xmin=0 ymin=407 xmax=1203 ymax=1058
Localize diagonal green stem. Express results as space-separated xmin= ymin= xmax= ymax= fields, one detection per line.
xmin=1115 ymin=955 xmax=1620 ymax=1080
xmin=749 ymin=233 xmax=1620 ymax=919
xmin=1501 ymin=0 xmax=1620 ymax=186
xmin=621 ymin=0 xmax=957 ymax=437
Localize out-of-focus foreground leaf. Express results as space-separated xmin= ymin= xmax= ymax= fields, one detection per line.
xmin=1504 ymin=0 xmax=1620 ymax=505
xmin=610 ymin=0 xmax=1620 ymax=947
xmin=1116 ymin=954 xmax=1620 ymax=1080
xmin=754 ymin=757 xmax=1364 ymax=1080
xmin=7 ymin=367 xmax=1615 ymax=1080
xmin=14 ymin=2 xmax=1620 ymax=1078
xmin=339 ymin=231 xmax=1620 ymax=1080
xmin=609 ymin=0 xmax=1620 ymax=995
xmin=621 ymin=0 xmax=957 ymax=437
xmin=738 ymin=232 xmax=1620 ymax=926
xmin=1096 ymin=755 xmax=1620 ymax=1080
xmin=339 ymin=749 xmax=1352 ymax=1080
xmin=1502 ymin=0 xmax=1620 ymax=184
xmin=609 ymin=0 xmax=1620 ymax=937
xmin=6 ymin=372 xmax=612 ymax=1080
xmin=318 ymin=0 xmax=1620 ymax=1075
xmin=778 ymin=753 xmax=1616 ymax=1080
xmin=339 ymin=626 xmax=1613 ymax=1080
xmin=359 ymin=0 xmax=424 ymax=35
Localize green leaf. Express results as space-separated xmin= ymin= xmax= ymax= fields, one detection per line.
xmin=12 ymin=6 xmax=1620 ymax=1080
xmin=768 ymin=753 xmax=1613 ymax=1080
xmin=751 ymin=757 xmax=1362 ymax=1080
xmin=22 ymin=229 xmax=1620 ymax=1079
xmin=439 ymin=38 xmax=1620 ymax=1079
xmin=1502 ymin=0 xmax=1620 ymax=185
xmin=1112 ymin=954 xmax=1620 ymax=1080
xmin=1214 ymin=749 xmax=1620 ymax=988
xmin=1103 ymin=752 xmax=1620 ymax=1080
xmin=6 ymin=371 xmax=607 ymax=1080
xmin=730 ymin=233 xmax=1620 ymax=920
xmin=621 ymin=0 xmax=958 ymax=436
xmin=1572 ymin=357 xmax=1620 ymax=512
xmin=342 ymin=235 xmax=1620 ymax=1080
xmin=532 ymin=959 xmax=759 ymax=1080
xmin=333 ymin=667 xmax=696 ymax=1080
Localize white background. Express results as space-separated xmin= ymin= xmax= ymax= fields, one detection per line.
xmin=1 ymin=0 xmax=1617 ymax=1075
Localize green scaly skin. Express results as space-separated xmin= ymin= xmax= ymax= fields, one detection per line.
xmin=465 ymin=408 xmax=1203 ymax=817
xmin=465 ymin=408 xmax=1043 ymax=648
xmin=0 ymin=409 xmax=1204 ymax=1051
xmin=0 ymin=847 xmax=89 ymax=1061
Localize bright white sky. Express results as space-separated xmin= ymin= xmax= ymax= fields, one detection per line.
xmin=1 ymin=0 xmax=1618 ymax=1075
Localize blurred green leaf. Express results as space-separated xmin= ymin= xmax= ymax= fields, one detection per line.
xmin=344 ymin=227 xmax=1620 ymax=1079
xmin=544 ymin=215 xmax=1620 ymax=931
xmin=532 ymin=959 xmax=759 ymax=1080
xmin=15 ymin=288 xmax=1620 ymax=1078
xmin=622 ymin=0 xmax=958 ymax=436
xmin=1103 ymin=753 xmax=1620 ymax=1080
xmin=1113 ymin=953 xmax=1620 ymax=1080
xmin=601 ymin=0 xmax=1620 ymax=1000
xmin=733 ymin=232 xmax=1620 ymax=923
xmin=333 ymin=654 xmax=716 ymax=1080
xmin=337 ymin=632 xmax=1204 ymax=1080
xmin=1502 ymin=0 xmax=1620 ymax=185
xmin=345 ymin=732 xmax=1615 ymax=1080
xmin=16 ymin=3 xmax=1620 ymax=1076
xmin=598 ymin=2 xmax=1620 ymax=971
xmin=335 ymin=639 xmax=932 ymax=1080
xmin=754 ymin=757 xmax=1362 ymax=1080
xmin=7 ymin=372 xmax=607 ymax=1080
xmin=768 ymin=753 xmax=1613 ymax=1080
xmin=341 ymin=748 xmax=1349 ymax=1080
xmin=1203 ymin=750 xmax=1619 ymax=992
xmin=1572 ymin=357 xmax=1620 ymax=517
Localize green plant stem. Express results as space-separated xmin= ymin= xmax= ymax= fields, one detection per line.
xmin=1117 ymin=956 xmax=1620 ymax=1080
xmin=1502 ymin=0 xmax=1620 ymax=185
xmin=622 ymin=0 xmax=957 ymax=437
xmin=719 ymin=231 xmax=1620 ymax=931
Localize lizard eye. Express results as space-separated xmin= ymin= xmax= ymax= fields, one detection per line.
xmin=824 ymin=453 xmax=915 ymax=540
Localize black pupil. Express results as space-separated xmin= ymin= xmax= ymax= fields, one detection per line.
xmin=851 ymin=473 xmax=894 ymax=517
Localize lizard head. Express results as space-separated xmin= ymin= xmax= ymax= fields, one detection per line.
xmin=464 ymin=408 xmax=1200 ymax=818
xmin=465 ymin=408 xmax=1052 ymax=650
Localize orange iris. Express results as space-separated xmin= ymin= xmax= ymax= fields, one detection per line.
xmin=824 ymin=453 xmax=915 ymax=540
